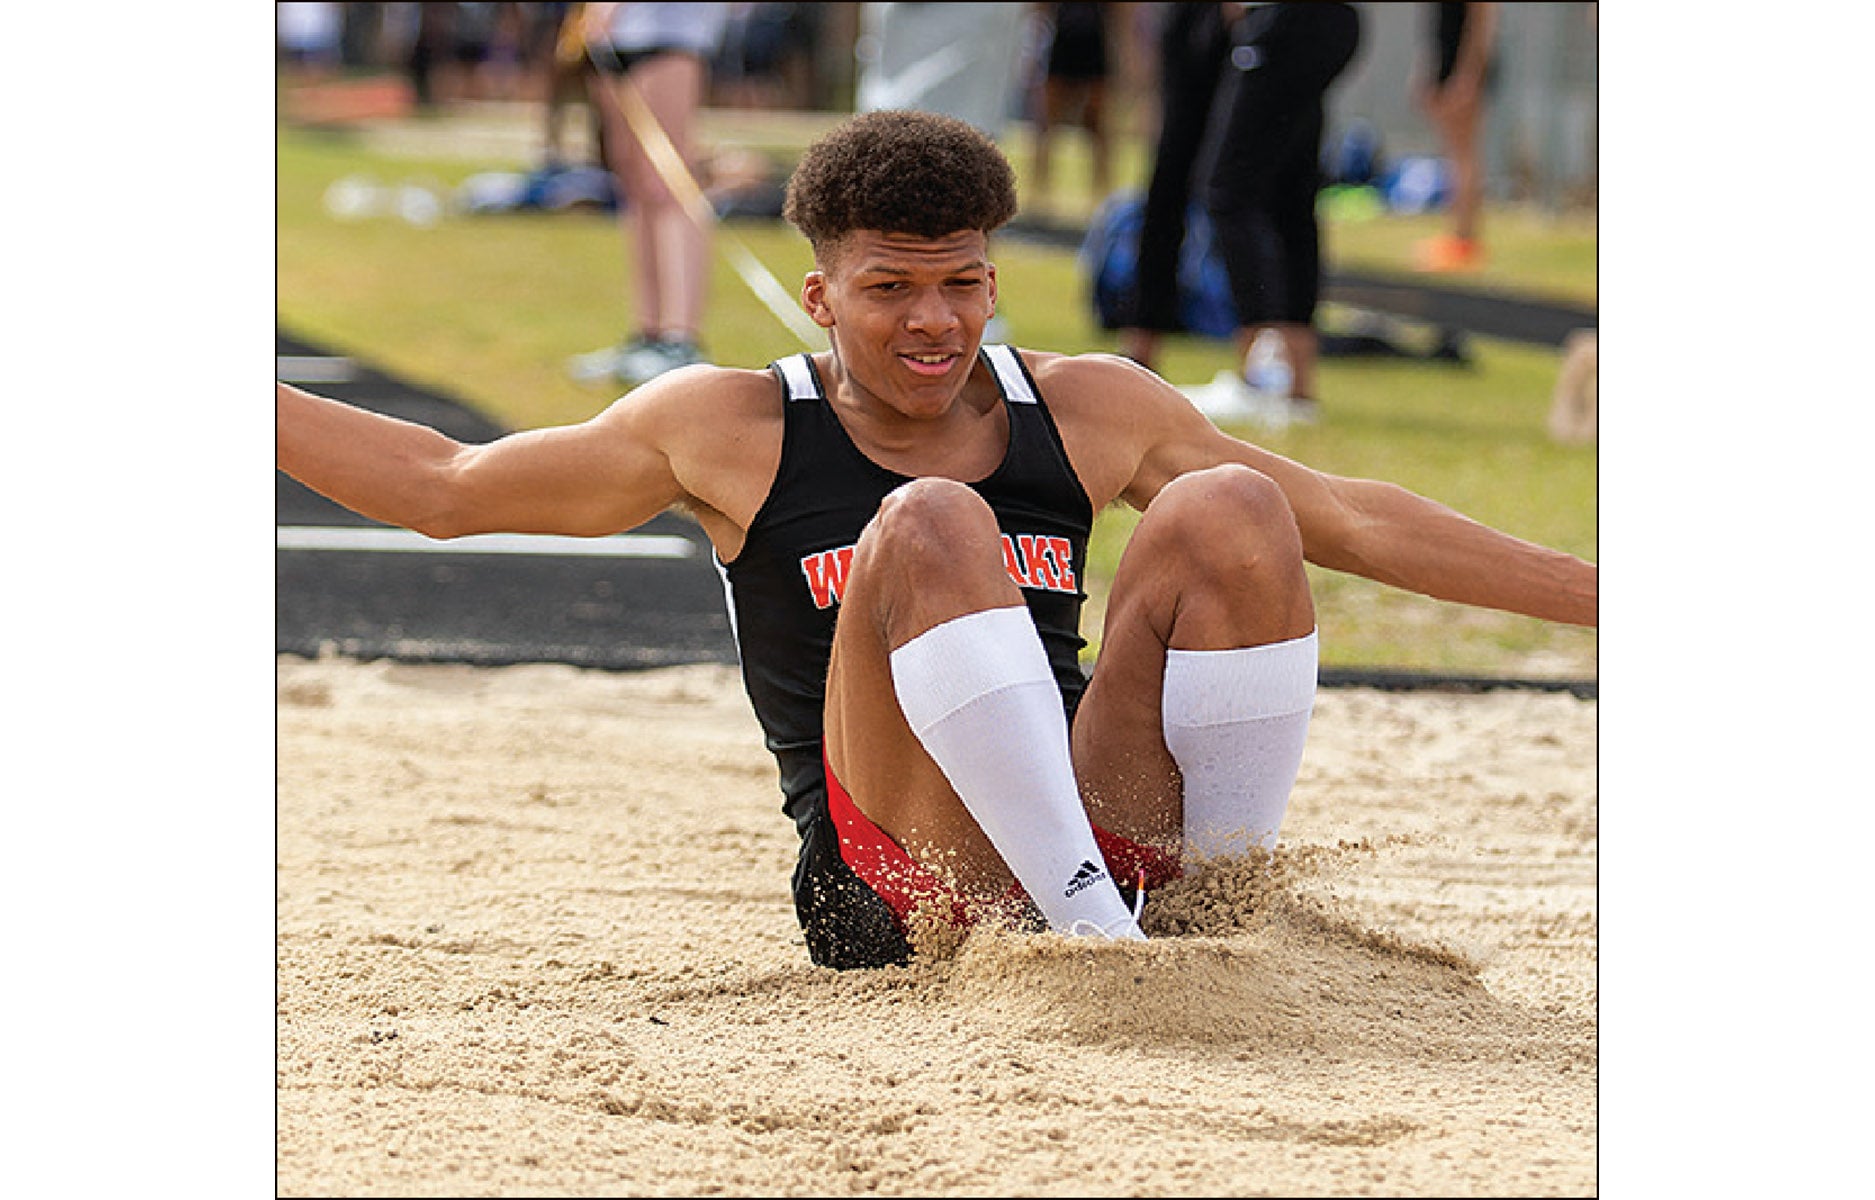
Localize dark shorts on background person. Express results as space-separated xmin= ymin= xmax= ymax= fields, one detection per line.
xmin=1430 ymin=2 xmax=1497 ymax=92
xmin=593 ymin=45 xmax=699 ymax=74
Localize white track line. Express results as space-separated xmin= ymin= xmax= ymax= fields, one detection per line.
xmin=276 ymin=526 xmax=695 ymax=560
xmin=276 ymin=356 xmax=358 ymax=383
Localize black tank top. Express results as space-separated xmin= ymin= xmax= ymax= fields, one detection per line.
xmin=720 ymin=345 xmax=1094 ymax=836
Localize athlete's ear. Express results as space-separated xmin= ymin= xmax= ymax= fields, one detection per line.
xmin=986 ymin=261 xmax=998 ymax=315
xmin=802 ymin=271 xmax=836 ymax=328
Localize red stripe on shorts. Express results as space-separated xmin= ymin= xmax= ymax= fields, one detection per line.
xmin=824 ymin=751 xmax=971 ymax=929
xmin=1089 ymin=822 xmax=1183 ymax=893
xmin=823 ymin=751 xmax=1183 ymax=932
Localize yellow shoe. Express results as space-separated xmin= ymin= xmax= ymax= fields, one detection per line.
xmin=1414 ymin=234 xmax=1485 ymax=273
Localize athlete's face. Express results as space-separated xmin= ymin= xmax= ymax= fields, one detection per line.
xmin=802 ymin=229 xmax=998 ymax=418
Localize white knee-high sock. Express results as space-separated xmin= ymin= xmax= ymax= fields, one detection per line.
xmin=889 ymin=606 xmax=1144 ymax=939
xmin=1162 ymin=630 xmax=1318 ymax=858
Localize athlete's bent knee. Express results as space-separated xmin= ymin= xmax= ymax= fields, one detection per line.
xmin=865 ymin=479 xmax=998 ymax=561
xmin=851 ymin=479 xmax=1007 ymax=605
xmin=1147 ymin=464 xmax=1301 ymax=566
xmin=1133 ymin=466 xmax=1312 ymax=642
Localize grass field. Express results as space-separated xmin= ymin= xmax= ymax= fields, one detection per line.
xmin=276 ymin=104 xmax=1596 ymax=679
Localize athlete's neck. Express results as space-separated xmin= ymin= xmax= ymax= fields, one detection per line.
xmin=820 ymin=350 xmax=1008 ymax=481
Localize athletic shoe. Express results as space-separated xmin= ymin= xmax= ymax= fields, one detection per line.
xmin=613 ymin=336 xmax=705 ymax=386
xmin=1413 ymin=234 xmax=1485 ymax=273
xmin=566 ymin=334 xmax=654 ymax=383
xmin=1178 ymin=370 xmax=1317 ymax=429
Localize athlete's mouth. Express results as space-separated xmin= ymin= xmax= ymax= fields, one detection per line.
xmin=899 ymin=351 xmax=960 ymax=377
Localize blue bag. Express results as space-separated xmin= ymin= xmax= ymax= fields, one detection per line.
xmin=1080 ymin=192 xmax=1237 ymax=339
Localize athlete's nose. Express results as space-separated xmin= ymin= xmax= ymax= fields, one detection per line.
xmin=903 ymin=286 xmax=960 ymax=337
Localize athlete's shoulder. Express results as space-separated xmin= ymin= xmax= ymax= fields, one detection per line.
xmin=1001 ymin=346 xmax=1230 ymax=510
xmin=1009 ymin=346 xmax=1193 ymax=422
xmin=594 ymin=360 xmax=781 ymax=434
xmin=603 ymin=361 xmax=785 ymax=537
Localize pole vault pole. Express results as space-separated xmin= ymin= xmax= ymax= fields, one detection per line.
xmin=585 ymin=41 xmax=825 ymax=350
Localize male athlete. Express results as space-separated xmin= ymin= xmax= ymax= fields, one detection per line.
xmin=277 ymin=111 xmax=1596 ymax=969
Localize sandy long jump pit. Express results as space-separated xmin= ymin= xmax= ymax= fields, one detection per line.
xmin=277 ymin=655 xmax=1596 ymax=1196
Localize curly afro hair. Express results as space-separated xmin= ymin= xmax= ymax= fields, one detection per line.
xmin=783 ymin=110 xmax=1018 ymax=257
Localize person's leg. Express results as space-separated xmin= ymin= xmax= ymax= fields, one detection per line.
xmin=1032 ymin=76 xmax=1063 ymax=211
xmin=1082 ymin=77 xmax=1111 ymax=198
xmin=586 ymin=65 xmax=652 ymax=346
xmin=1251 ymin=95 xmax=1326 ymax=401
xmin=619 ymin=52 xmax=710 ymax=345
xmin=1073 ymin=465 xmax=1317 ymax=857
xmin=1209 ymin=4 xmax=1358 ymax=402
xmin=1417 ymin=3 xmax=1485 ymax=265
xmin=1209 ymin=51 xmax=1311 ymax=401
xmin=1440 ymin=86 xmax=1485 ymax=247
xmin=1202 ymin=35 xmax=1296 ymax=341
xmin=1120 ymin=7 xmax=1228 ymax=369
xmin=824 ymin=479 xmax=1143 ymax=938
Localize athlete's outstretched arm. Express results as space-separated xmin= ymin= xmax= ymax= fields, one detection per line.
xmin=1277 ymin=465 xmax=1596 ymax=627
xmin=276 ymin=379 xmax=685 ymax=541
xmin=1160 ymin=404 xmax=1593 ymax=626
xmin=1039 ymin=353 xmax=1597 ymax=628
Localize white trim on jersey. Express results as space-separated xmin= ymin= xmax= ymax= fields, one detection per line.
xmin=777 ymin=354 xmax=821 ymax=402
xmin=778 ymin=346 xmax=1036 ymax=405
xmin=980 ymin=344 xmax=1038 ymax=404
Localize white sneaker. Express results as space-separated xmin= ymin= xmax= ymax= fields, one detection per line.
xmin=566 ymin=335 xmax=652 ymax=383
xmin=1179 ymin=370 xmax=1314 ymax=429
xmin=614 ymin=337 xmax=705 ymax=386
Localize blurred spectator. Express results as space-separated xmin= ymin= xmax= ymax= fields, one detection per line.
xmin=568 ymin=3 xmax=732 ymax=387
xmin=1114 ymin=2 xmax=1232 ymax=371
xmin=478 ymin=3 xmax=533 ymax=101
xmin=404 ymin=3 xmax=455 ymax=110
xmin=543 ymin=4 xmax=607 ymax=170
xmin=1027 ymin=2 xmax=1116 ymax=217
xmin=1192 ymin=1 xmax=1361 ymax=417
xmin=1413 ymin=2 xmax=1498 ymax=272
xmin=439 ymin=2 xmax=500 ymax=103
xmin=715 ymin=4 xmax=818 ymax=110
xmin=338 ymin=2 xmax=387 ymax=69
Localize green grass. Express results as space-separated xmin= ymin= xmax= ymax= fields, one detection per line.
xmin=277 ymin=109 xmax=1596 ymax=680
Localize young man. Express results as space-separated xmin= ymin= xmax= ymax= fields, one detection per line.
xmin=277 ymin=110 xmax=1596 ymax=970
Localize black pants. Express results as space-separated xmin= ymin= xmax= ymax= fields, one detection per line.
xmin=1201 ymin=2 xmax=1360 ymax=327
xmin=1126 ymin=3 xmax=1231 ymax=332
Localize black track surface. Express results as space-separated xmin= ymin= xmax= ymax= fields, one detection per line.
xmin=275 ymin=330 xmax=738 ymax=671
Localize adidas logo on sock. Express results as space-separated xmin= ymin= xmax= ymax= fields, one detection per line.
xmin=1063 ymin=859 xmax=1109 ymax=899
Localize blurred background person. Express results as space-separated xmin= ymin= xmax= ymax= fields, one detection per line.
xmin=543 ymin=3 xmax=608 ymax=170
xmin=1193 ymin=1 xmax=1361 ymax=418
xmin=1026 ymin=2 xmax=1117 ymax=219
xmin=1413 ymin=2 xmax=1498 ymax=272
xmin=439 ymin=2 xmax=502 ymax=103
xmin=714 ymin=3 xmax=818 ymax=111
xmin=568 ymin=2 xmax=731 ymax=387
xmin=403 ymin=3 xmax=456 ymax=111
xmin=1114 ymin=2 xmax=1232 ymax=372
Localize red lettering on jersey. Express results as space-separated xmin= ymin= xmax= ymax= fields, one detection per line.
xmin=1042 ymin=536 xmax=1077 ymax=592
xmin=800 ymin=535 xmax=1075 ymax=608
xmin=1000 ymin=534 xmax=1034 ymax=587
xmin=1019 ymin=534 xmax=1063 ymax=591
xmin=800 ymin=546 xmax=855 ymax=610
